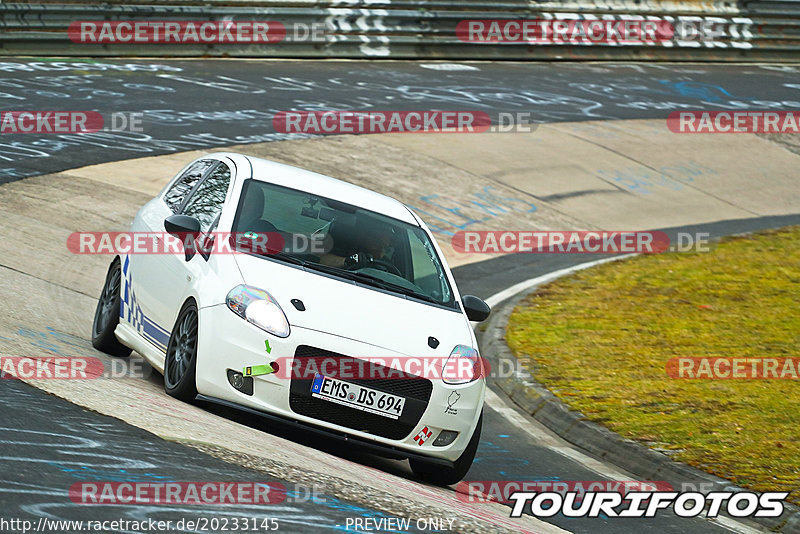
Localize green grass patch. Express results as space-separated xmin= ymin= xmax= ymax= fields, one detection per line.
xmin=506 ymin=227 xmax=800 ymax=501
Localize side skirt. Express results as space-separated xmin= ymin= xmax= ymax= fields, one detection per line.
xmin=115 ymin=322 xmax=167 ymax=374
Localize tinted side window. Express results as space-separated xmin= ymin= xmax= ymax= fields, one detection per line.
xmin=164 ymin=159 xmax=216 ymax=213
xmin=182 ymin=163 xmax=232 ymax=232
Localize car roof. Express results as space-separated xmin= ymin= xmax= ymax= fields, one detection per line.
xmin=220 ymin=153 xmax=418 ymax=226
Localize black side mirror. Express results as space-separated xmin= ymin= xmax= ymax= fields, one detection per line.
xmin=165 ymin=214 xmax=201 ymax=261
xmin=165 ymin=214 xmax=201 ymax=235
xmin=462 ymin=295 xmax=491 ymax=322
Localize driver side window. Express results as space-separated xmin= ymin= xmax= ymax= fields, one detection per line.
xmin=164 ymin=159 xmax=217 ymax=213
xmin=182 ymin=163 xmax=232 ymax=233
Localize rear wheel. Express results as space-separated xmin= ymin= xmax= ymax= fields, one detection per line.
xmin=91 ymin=258 xmax=131 ymax=357
xmin=164 ymin=302 xmax=199 ymax=402
xmin=410 ymin=412 xmax=482 ymax=486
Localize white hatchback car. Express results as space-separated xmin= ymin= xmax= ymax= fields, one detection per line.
xmin=92 ymin=153 xmax=491 ymax=484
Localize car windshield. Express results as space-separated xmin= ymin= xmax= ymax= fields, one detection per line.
xmin=231 ymin=179 xmax=456 ymax=308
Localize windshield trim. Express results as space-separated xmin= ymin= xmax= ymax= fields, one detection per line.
xmin=231 ymin=178 xmax=458 ymax=310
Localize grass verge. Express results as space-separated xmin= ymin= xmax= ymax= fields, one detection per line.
xmin=506 ymin=226 xmax=800 ymax=502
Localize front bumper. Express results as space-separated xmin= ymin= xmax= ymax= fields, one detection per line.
xmin=195 ymin=303 xmax=484 ymax=462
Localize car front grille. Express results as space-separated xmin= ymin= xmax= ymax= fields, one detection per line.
xmin=289 ymin=345 xmax=433 ymax=440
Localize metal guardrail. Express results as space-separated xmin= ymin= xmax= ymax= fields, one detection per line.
xmin=0 ymin=1 xmax=798 ymax=60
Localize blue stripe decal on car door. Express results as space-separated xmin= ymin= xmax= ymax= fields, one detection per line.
xmin=119 ymin=254 xmax=171 ymax=353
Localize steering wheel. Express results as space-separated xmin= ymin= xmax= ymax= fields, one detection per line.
xmin=364 ymin=258 xmax=402 ymax=276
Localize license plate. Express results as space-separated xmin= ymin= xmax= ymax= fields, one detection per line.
xmin=311 ymin=374 xmax=405 ymax=419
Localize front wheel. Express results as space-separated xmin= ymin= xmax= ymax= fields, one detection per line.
xmin=410 ymin=412 xmax=482 ymax=486
xmin=91 ymin=258 xmax=131 ymax=357
xmin=164 ymin=301 xmax=199 ymax=402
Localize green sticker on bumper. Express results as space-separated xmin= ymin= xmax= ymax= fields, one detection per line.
xmin=243 ymin=364 xmax=274 ymax=377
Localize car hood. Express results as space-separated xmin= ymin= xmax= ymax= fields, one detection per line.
xmin=234 ymin=254 xmax=471 ymax=356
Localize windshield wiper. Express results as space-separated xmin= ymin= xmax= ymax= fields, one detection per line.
xmin=264 ymin=252 xmax=310 ymax=267
xmin=299 ymin=261 xmax=358 ymax=279
xmin=255 ymin=252 xmax=350 ymax=278
xmin=344 ymin=271 xmax=441 ymax=305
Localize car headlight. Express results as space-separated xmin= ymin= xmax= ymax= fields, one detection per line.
xmin=442 ymin=344 xmax=483 ymax=385
xmin=226 ymin=285 xmax=290 ymax=338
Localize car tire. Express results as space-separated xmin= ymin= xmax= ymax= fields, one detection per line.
xmin=409 ymin=412 xmax=482 ymax=486
xmin=164 ymin=301 xmax=199 ymax=402
xmin=91 ymin=257 xmax=131 ymax=357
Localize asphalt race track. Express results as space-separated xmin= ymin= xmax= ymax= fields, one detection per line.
xmin=2 ymin=59 xmax=800 ymax=534
xmin=2 ymin=60 xmax=800 ymax=182
xmin=0 ymin=379 xmax=401 ymax=533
